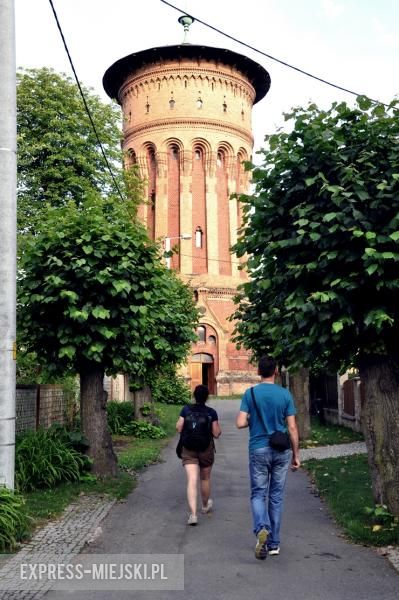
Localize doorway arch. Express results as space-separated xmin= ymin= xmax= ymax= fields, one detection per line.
xmin=190 ymin=353 xmax=215 ymax=394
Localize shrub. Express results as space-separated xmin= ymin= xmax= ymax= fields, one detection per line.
xmin=120 ymin=421 xmax=166 ymax=439
xmin=46 ymin=423 xmax=90 ymax=454
xmin=106 ymin=401 xmax=165 ymax=438
xmin=151 ymin=366 xmax=191 ymax=405
xmin=15 ymin=429 xmax=87 ymax=492
xmin=106 ymin=401 xmax=134 ymax=434
xmin=0 ymin=487 xmax=30 ymax=550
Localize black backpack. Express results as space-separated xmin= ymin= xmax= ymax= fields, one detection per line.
xmin=181 ymin=405 xmax=212 ymax=452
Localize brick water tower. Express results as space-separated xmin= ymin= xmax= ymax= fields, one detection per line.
xmin=103 ymin=17 xmax=270 ymax=395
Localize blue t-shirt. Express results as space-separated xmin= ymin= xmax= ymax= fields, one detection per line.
xmin=180 ymin=404 xmax=218 ymax=422
xmin=240 ymin=383 xmax=296 ymax=450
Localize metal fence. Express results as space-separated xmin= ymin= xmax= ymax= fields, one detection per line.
xmin=16 ymin=384 xmax=75 ymax=434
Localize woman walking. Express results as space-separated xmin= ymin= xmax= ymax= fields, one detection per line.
xmin=176 ymin=385 xmax=221 ymax=525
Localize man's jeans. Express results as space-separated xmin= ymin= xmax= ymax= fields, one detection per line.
xmin=249 ymin=446 xmax=291 ymax=548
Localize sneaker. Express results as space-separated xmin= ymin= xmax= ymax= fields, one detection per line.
xmin=187 ymin=514 xmax=198 ymax=526
xmin=268 ymin=547 xmax=280 ymax=556
xmin=201 ymin=499 xmax=213 ymax=514
xmin=255 ymin=528 xmax=268 ymax=560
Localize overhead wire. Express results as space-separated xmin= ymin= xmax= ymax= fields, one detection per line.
xmin=159 ymin=0 xmax=389 ymax=107
xmin=41 ymin=2 xmax=253 ymax=269
xmin=48 ymin=0 xmax=125 ymax=202
xmin=179 ymin=252 xmax=244 ymax=266
xmin=47 ymin=0 xmax=394 ymax=257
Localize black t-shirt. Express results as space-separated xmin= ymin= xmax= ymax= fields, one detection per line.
xmin=180 ymin=404 xmax=218 ymax=422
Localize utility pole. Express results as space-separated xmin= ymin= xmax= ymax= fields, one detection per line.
xmin=0 ymin=0 xmax=16 ymax=489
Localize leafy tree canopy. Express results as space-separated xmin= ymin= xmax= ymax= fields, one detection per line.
xmin=18 ymin=194 xmax=198 ymax=379
xmin=17 ymin=67 xmax=123 ymax=233
xmin=232 ymin=96 xmax=399 ymax=372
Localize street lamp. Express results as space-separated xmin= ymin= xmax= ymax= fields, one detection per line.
xmin=164 ymin=234 xmax=191 ymax=268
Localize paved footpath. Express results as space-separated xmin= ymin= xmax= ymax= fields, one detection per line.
xmin=1 ymin=399 xmax=398 ymax=599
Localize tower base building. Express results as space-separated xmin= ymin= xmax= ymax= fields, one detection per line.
xmin=104 ymin=38 xmax=270 ymax=395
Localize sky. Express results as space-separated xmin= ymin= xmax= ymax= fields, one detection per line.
xmin=14 ymin=0 xmax=399 ymax=154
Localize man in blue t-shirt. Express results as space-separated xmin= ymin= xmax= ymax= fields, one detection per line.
xmin=236 ymin=355 xmax=300 ymax=560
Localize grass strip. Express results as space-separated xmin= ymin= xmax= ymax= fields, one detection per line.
xmin=301 ymin=417 xmax=364 ymax=447
xmin=21 ymin=403 xmax=181 ymax=543
xmin=116 ymin=404 xmax=181 ymax=472
xmin=304 ymin=454 xmax=399 ymax=546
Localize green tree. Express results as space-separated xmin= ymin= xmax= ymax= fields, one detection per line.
xmin=18 ymin=195 xmax=198 ymax=475
xmin=17 ymin=67 xmax=122 ymax=233
xmin=233 ymin=97 xmax=399 ymax=514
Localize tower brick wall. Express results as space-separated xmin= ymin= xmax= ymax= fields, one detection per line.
xmin=104 ymin=44 xmax=270 ymax=395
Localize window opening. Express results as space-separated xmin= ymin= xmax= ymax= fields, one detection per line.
xmin=197 ymin=326 xmax=206 ymax=342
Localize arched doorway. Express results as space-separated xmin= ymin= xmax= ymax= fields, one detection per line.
xmin=190 ymin=353 xmax=215 ymax=394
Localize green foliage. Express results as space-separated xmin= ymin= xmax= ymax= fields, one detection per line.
xmin=232 ymin=97 xmax=399 ymax=371
xmin=23 ymin=474 xmax=135 ymax=532
xmin=364 ymin=504 xmax=399 ymax=530
xmin=106 ymin=401 xmax=165 ymax=438
xmin=15 ymin=349 xmax=41 ymax=384
xmin=17 ymin=67 xmax=123 ymax=235
xmin=140 ymin=402 xmax=153 ymax=417
xmin=46 ymin=423 xmax=90 ymax=455
xmin=116 ymin=404 xmax=182 ymax=472
xmin=15 ymin=428 xmax=88 ymax=492
xmin=301 ymin=417 xmax=364 ymax=447
xmin=304 ymin=455 xmax=399 ymax=545
xmin=18 ymin=194 xmax=198 ymax=378
xmin=0 ymin=487 xmax=30 ymax=551
xmin=107 ymin=401 xmax=134 ymax=434
xmin=120 ymin=421 xmax=166 ymax=439
xmin=151 ymin=365 xmax=192 ymax=405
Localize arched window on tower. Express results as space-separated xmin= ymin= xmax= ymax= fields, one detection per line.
xmin=192 ymin=146 xmax=207 ymax=274
xmin=236 ymin=151 xmax=247 ymax=279
xmin=125 ymin=149 xmax=137 ymax=169
xmin=197 ymin=326 xmax=206 ymax=342
xmin=167 ymin=144 xmax=181 ymax=269
xmin=216 ymin=148 xmax=231 ymax=276
xmin=195 ymin=226 xmax=203 ymax=248
xmin=146 ymin=147 xmax=157 ymax=240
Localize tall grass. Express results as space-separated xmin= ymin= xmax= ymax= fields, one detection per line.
xmin=0 ymin=487 xmax=30 ymax=551
xmin=15 ymin=429 xmax=87 ymax=492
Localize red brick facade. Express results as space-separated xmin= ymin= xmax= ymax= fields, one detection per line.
xmin=104 ymin=44 xmax=270 ymax=394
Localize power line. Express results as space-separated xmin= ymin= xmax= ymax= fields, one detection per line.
xmin=160 ymin=0 xmax=388 ymax=107
xmin=48 ymin=0 xmax=125 ymax=201
xmin=179 ymin=252 xmax=244 ymax=266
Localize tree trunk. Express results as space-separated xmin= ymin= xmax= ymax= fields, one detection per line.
xmin=134 ymin=385 xmax=152 ymax=421
xmin=358 ymin=355 xmax=399 ymax=516
xmin=289 ymin=368 xmax=311 ymax=440
xmin=80 ymin=364 xmax=118 ymax=477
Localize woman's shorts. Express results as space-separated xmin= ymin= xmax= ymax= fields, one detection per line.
xmin=181 ymin=443 xmax=214 ymax=468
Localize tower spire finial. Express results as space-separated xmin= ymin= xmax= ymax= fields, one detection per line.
xmin=178 ymin=14 xmax=195 ymax=44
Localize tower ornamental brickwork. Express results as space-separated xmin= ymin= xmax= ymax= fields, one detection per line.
xmin=103 ymin=36 xmax=270 ymax=395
